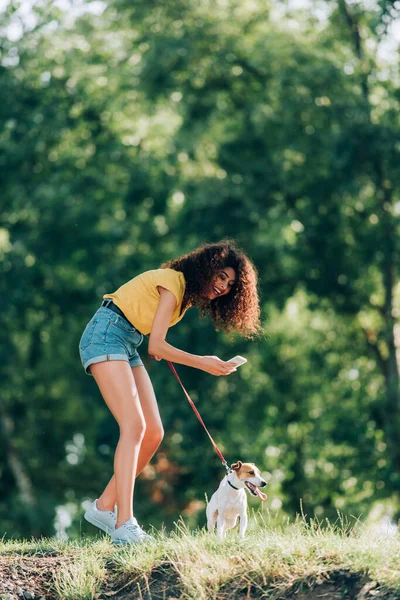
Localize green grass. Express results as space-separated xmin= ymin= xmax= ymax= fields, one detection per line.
xmin=1 ymin=513 xmax=400 ymax=599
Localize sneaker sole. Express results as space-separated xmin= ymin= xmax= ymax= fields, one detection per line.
xmin=112 ymin=539 xmax=129 ymax=545
xmin=84 ymin=510 xmax=115 ymax=535
xmin=112 ymin=535 xmax=154 ymax=545
xmin=112 ymin=538 xmax=143 ymax=545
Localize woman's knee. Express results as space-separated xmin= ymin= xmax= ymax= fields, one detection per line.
xmin=144 ymin=423 xmax=164 ymax=447
xmin=155 ymin=424 xmax=164 ymax=445
xmin=120 ymin=417 xmax=147 ymax=442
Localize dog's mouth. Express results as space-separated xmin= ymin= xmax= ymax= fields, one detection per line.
xmin=244 ymin=481 xmax=267 ymax=501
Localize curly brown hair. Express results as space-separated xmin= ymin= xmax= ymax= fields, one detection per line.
xmin=161 ymin=239 xmax=262 ymax=338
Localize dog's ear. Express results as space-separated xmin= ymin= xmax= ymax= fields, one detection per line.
xmin=231 ymin=461 xmax=242 ymax=471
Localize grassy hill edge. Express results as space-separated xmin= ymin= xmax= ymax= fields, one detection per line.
xmin=1 ymin=515 xmax=400 ymax=600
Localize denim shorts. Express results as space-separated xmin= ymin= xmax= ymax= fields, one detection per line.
xmin=79 ymin=306 xmax=144 ymax=375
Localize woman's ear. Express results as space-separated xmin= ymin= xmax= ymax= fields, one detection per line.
xmin=231 ymin=461 xmax=242 ymax=471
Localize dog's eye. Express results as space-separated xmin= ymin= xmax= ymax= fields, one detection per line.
xmin=248 ymin=471 xmax=254 ymax=476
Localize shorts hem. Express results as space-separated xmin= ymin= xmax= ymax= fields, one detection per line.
xmin=130 ymin=359 xmax=144 ymax=369
xmin=83 ymin=354 xmax=144 ymax=375
xmin=84 ymin=353 xmax=129 ymax=375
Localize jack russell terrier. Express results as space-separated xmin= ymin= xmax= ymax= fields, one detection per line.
xmin=206 ymin=461 xmax=267 ymax=539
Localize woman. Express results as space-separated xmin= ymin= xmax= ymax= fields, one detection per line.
xmin=79 ymin=239 xmax=261 ymax=545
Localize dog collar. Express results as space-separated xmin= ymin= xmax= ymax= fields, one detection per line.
xmin=227 ymin=478 xmax=239 ymax=491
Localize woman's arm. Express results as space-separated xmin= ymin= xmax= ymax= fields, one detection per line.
xmin=148 ymin=287 xmax=236 ymax=376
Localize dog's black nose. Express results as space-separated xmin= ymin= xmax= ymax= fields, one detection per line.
xmin=260 ymin=481 xmax=267 ymax=487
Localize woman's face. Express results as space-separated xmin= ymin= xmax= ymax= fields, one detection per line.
xmin=206 ymin=267 xmax=237 ymax=300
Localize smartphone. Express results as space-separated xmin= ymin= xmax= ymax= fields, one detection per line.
xmin=228 ymin=355 xmax=247 ymax=367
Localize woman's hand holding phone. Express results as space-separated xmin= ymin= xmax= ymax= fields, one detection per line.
xmin=200 ymin=356 xmax=238 ymax=376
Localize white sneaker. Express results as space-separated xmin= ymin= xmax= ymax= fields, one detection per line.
xmin=84 ymin=499 xmax=117 ymax=535
xmin=110 ymin=517 xmax=154 ymax=545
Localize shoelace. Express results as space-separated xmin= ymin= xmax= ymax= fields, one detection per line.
xmin=125 ymin=522 xmax=150 ymax=539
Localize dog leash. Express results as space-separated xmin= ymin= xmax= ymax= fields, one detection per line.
xmin=167 ymin=361 xmax=232 ymax=475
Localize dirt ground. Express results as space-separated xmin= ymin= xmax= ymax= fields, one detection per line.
xmin=0 ymin=555 xmax=398 ymax=600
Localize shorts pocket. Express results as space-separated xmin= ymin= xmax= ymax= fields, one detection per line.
xmin=110 ymin=315 xmax=142 ymax=338
xmin=107 ymin=317 xmax=143 ymax=347
xmin=79 ymin=318 xmax=98 ymax=351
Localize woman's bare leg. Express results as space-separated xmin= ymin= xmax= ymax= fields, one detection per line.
xmin=90 ymin=360 xmax=146 ymax=528
xmin=97 ymin=365 xmax=164 ymax=515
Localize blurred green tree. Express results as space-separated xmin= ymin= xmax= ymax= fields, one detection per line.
xmin=0 ymin=0 xmax=398 ymax=537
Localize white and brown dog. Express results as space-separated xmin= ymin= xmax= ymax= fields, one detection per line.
xmin=206 ymin=461 xmax=267 ymax=539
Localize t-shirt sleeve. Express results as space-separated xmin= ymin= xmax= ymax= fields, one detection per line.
xmin=154 ymin=269 xmax=183 ymax=305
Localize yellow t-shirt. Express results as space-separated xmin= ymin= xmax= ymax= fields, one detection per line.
xmin=103 ymin=268 xmax=188 ymax=335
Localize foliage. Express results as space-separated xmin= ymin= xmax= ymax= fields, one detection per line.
xmin=0 ymin=0 xmax=399 ymax=538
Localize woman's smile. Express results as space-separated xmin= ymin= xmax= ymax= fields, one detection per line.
xmin=207 ymin=267 xmax=236 ymax=300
